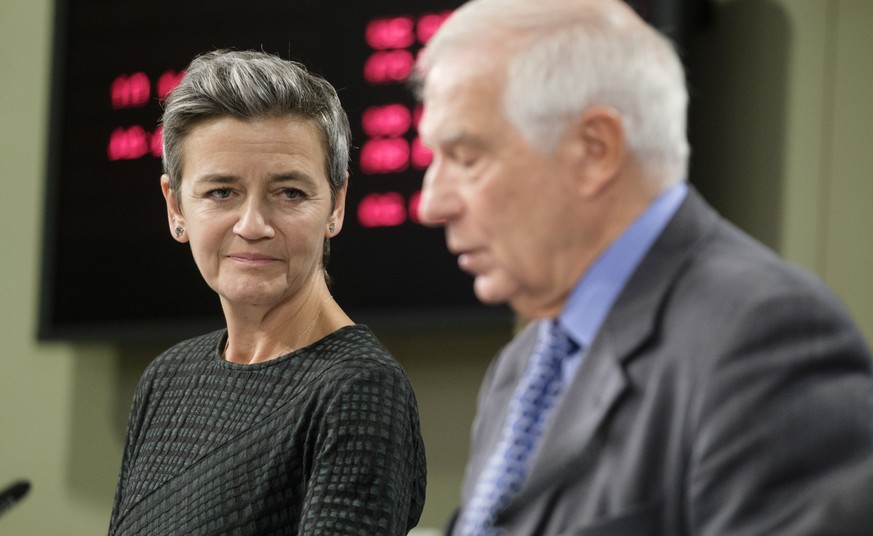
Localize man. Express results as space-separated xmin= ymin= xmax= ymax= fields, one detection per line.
xmin=414 ymin=0 xmax=873 ymax=534
xmin=776 ymin=457 xmax=873 ymax=536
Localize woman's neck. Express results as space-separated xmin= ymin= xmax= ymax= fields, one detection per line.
xmin=221 ymin=287 xmax=352 ymax=364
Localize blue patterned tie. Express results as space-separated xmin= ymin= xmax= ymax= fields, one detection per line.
xmin=458 ymin=320 xmax=577 ymax=535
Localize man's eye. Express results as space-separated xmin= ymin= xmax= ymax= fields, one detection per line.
xmin=453 ymin=150 xmax=479 ymax=168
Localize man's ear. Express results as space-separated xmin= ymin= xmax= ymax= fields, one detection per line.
xmin=161 ymin=174 xmax=188 ymax=243
xmin=326 ymin=173 xmax=349 ymax=237
xmin=571 ymin=106 xmax=626 ymax=198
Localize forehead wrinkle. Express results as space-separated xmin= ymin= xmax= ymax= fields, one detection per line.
xmin=193 ymin=174 xmax=237 ymax=184
xmin=188 ymin=170 xmax=318 ymax=188
xmin=267 ymin=171 xmax=319 ymax=186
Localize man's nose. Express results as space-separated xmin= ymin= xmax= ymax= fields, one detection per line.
xmin=417 ymin=158 xmax=460 ymax=227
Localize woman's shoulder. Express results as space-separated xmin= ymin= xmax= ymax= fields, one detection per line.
xmin=301 ymin=325 xmax=415 ymax=396
xmin=318 ymin=324 xmax=402 ymax=371
xmin=316 ymin=326 xmax=421 ymax=416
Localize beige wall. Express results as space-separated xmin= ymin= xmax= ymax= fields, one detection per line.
xmin=687 ymin=0 xmax=873 ymax=344
xmin=1 ymin=0 xmax=871 ymax=534
xmin=818 ymin=1 xmax=873 ymax=343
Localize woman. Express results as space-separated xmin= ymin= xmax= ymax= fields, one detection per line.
xmin=109 ymin=50 xmax=426 ymax=535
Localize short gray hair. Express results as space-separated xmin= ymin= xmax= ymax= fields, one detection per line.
xmin=161 ymin=49 xmax=351 ymax=282
xmin=417 ymin=0 xmax=689 ymax=180
xmin=161 ymin=49 xmax=351 ymax=206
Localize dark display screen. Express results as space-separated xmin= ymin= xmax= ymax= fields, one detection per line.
xmin=40 ymin=0 xmax=685 ymax=342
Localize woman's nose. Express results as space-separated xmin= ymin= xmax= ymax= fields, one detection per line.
xmin=233 ymin=198 xmax=275 ymax=239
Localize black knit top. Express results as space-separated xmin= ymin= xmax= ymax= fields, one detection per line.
xmin=109 ymin=325 xmax=426 ymax=535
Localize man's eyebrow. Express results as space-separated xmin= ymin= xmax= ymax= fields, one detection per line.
xmin=431 ymin=129 xmax=486 ymax=150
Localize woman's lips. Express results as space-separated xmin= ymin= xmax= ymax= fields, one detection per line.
xmin=227 ymin=253 xmax=279 ymax=265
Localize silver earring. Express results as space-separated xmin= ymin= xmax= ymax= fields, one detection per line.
xmin=174 ymin=226 xmax=184 ymax=237
xmin=328 ymin=223 xmax=336 ymax=234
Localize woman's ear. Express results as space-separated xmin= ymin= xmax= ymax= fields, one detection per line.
xmin=572 ymin=106 xmax=627 ymax=198
xmin=161 ymin=174 xmax=188 ymax=243
xmin=326 ymin=174 xmax=349 ymax=237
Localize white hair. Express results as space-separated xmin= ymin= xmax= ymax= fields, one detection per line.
xmin=418 ymin=0 xmax=690 ymax=180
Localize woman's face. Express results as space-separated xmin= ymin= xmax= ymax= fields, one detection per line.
xmin=162 ymin=116 xmax=346 ymax=310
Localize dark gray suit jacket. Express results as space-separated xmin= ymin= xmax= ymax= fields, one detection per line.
xmin=454 ymin=189 xmax=873 ymax=535
xmin=775 ymin=456 xmax=873 ymax=536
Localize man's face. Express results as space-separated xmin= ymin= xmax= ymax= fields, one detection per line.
xmin=418 ymin=55 xmax=589 ymax=318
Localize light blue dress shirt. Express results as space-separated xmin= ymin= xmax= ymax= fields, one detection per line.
xmin=557 ymin=181 xmax=688 ymax=381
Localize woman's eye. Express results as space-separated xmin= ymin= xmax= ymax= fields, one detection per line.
xmin=208 ymin=188 xmax=232 ymax=200
xmin=280 ymin=188 xmax=305 ymax=200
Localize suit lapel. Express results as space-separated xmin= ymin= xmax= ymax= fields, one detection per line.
xmin=512 ymin=326 xmax=627 ymax=510
xmin=502 ymin=188 xmax=721 ymax=519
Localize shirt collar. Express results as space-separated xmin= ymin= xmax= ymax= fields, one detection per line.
xmin=558 ymin=181 xmax=688 ymax=349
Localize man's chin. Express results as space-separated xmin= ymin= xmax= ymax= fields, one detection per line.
xmin=474 ymin=278 xmax=560 ymax=319
xmin=472 ymin=276 xmax=512 ymax=307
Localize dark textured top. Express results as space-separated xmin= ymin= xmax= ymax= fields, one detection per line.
xmin=109 ymin=325 xmax=426 ymax=535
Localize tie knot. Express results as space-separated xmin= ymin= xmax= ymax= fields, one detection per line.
xmin=538 ymin=320 xmax=577 ymax=362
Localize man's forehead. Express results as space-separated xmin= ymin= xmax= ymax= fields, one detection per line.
xmin=420 ymin=71 xmax=494 ymax=138
xmin=422 ymin=54 xmax=507 ymax=126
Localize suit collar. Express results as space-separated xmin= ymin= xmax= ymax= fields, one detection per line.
xmin=501 ymin=187 xmax=721 ymax=521
xmin=602 ymin=187 xmax=720 ymax=361
xmin=560 ymin=181 xmax=689 ymax=351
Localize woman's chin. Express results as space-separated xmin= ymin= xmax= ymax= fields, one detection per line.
xmin=216 ymin=283 xmax=288 ymax=309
